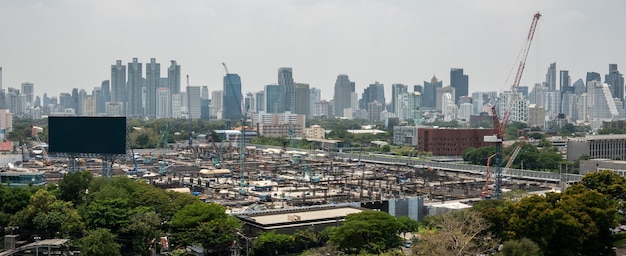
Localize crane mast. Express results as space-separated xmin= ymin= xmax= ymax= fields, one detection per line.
xmin=187 ymin=75 xmax=193 ymax=147
xmin=492 ymin=12 xmax=541 ymax=199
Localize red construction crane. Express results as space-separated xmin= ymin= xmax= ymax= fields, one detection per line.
xmin=487 ymin=12 xmax=541 ymax=199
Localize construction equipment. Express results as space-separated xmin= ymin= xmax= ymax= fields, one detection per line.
xmin=31 ymin=125 xmax=51 ymax=165
xmin=129 ymin=147 xmax=140 ymax=176
xmin=487 ymin=12 xmax=540 ymax=199
xmin=207 ymin=136 xmax=221 ymax=167
xmin=156 ymin=123 xmax=170 ymax=175
xmin=300 ymin=156 xmax=320 ymax=183
xmin=222 ymin=62 xmax=248 ymax=195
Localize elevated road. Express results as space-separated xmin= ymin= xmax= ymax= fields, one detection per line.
xmin=332 ymin=152 xmax=582 ymax=183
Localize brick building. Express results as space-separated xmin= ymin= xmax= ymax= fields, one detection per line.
xmin=417 ymin=127 xmax=496 ymax=156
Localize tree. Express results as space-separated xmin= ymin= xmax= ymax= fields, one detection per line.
xmin=170 ymin=202 xmax=241 ymax=248
xmin=83 ymin=197 xmax=131 ymax=234
xmin=58 ymin=170 xmax=92 ymax=205
xmin=252 ymin=231 xmax=294 ymax=256
xmin=329 ymin=210 xmax=403 ymax=254
xmin=78 ymin=228 xmax=122 ymax=256
xmin=580 ymin=170 xmax=626 ymax=200
xmin=498 ymin=238 xmax=541 ymax=256
xmin=122 ymin=211 xmax=162 ymax=256
xmin=293 ymin=227 xmax=320 ymax=251
xmin=411 ymin=210 xmax=497 ymax=256
xmin=396 ymin=216 xmax=419 ymax=238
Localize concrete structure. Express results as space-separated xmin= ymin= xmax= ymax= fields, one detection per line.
xmin=187 ymin=86 xmax=201 ymax=119
xmin=417 ymin=127 xmax=496 ymax=156
xmin=20 ymin=82 xmax=34 ymax=106
xmin=579 ymin=159 xmax=626 ymax=177
xmin=111 ymin=60 xmax=126 ymax=111
xmin=278 ymin=67 xmax=294 ymax=112
xmin=367 ymin=100 xmax=383 ymax=121
xmin=567 ymin=134 xmax=626 ymax=161
xmin=172 ymin=93 xmax=183 ymax=118
xmin=393 ymin=126 xmax=418 ymax=146
xmin=237 ymin=205 xmax=364 ymax=236
xmin=168 ymin=60 xmax=181 ymax=95
xmin=127 ymin=58 xmax=143 ymax=117
xmin=264 ymin=84 xmax=284 ymax=113
xmin=305 ymin=125 xmax=325 ymax=140
xmin=0 ymin=109 xmax=12 ymax=133
xmin=528 ymin=104 xmax=545 ymax=127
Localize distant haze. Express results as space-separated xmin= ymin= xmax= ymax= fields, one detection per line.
xmin=1 ymin=0 xmax=625 ymax=100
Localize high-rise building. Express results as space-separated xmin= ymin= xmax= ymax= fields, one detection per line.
xmin=278 ymin=67 xmax=294 ymax=112
xmin=201 ymin=86 xmax=209 ymax=100
xmin=105 ymin=102 xmax=124 ymax=116
xmin=333 ymin=74 xmax=355 ymax=117
xmin=111 ymin=60 xmax=126 ymax=107
xmin=436 ymin=86 xmax=455 ymax=112
xmin=294 ymin=83 xmax=310 ymax=115
xmin=255 ymin=91 xmax=265 ymax=113
xmin=101 ymin=80 xmax=110 ymax=108
xmin=244 ymin=92 xmax=255 ymax=113
xmin=93 ymin=87 xmax=103 ymax=114
xmin=560 ymin=70 xmax=572 ymax=91
xmin=172 ymin=93 xmax=183 ymax=118
xmin=156 ymin=87 xmax=171 ymax=118
xmin=168 ymin=60 xmax=181 ymax=94
xmin=450 ymin=68 xmax=469 ymax=105
xmin=561 ymin=92 xmax=578 ymax=123
xmin=82 ymin=95 xmax=95 ymax=116
xmin=264 ymin=84 xmax=284 ymax=113
xmin=223 ymin=74 xmax=242 ymax=120
xmin=0 ymin=67 xmax=3 ymax=92
xmin=573 ymin=79 xmax=586 ymax=95
xmin=588 ymin=81 xmax=623 ymax=119
xmin=605 ymin=64 xmax=624 ymax=102
xmin=528 ymin=104 xmax=545 ymax=127
xmin=544 ymin=62 xmax=557 ymax=91
xmin=145 ymin=58 xmax=160 ymax=119
xmin=422 ymin=75 xmax=442 ymax=109
xmin=211 ymin=90 xmax=223 ymax=118
xmin=360 ymin=82 xmax=385 ymax=110
xmin=20 ymin=82 xmax=34 ymax=106
xmin=586 ymin=72 xmax=601 ymax=85
xmin=367 ymin=100 xmax=383 ymax=121
xmin=127 ymin=58 xmax=143 ymax=117
xmin=309 ymin=87 xmax=320 ymax=117
xmin=187 ymin=86 xmax=201 ymax=119
xmin=407 ymin=91 xmax=422 ymax=122
xmin=391 ymin=84 xmax=408 ymax=114
xmin=529 ymin=83 xmax=546 ymax=107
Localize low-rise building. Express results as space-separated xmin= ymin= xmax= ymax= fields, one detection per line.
xmin=417 ymin=127 xmax=496 ymax=156
xmin=393 ymin=126 xmax=418 ymax=146
xmin=305 ymin=125 xmax=325 ymax=140
xmin=567 ymin=134 xmax=626 ymax=161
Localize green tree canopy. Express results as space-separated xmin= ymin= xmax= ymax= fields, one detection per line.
xmin=78 ymin=228 xmax=122 ymax=256
xmin=329 ymin=210 xmax=403 ymax=254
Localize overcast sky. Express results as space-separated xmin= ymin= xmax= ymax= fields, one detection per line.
xmin=1 ymin=0 xmax=625 ymax=101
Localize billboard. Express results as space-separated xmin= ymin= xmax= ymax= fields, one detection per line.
xmin=48 ymin=116 xmax=127 ymax=155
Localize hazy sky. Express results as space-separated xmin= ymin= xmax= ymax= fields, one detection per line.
xmin=1 ymin=0 xmax=625 ymax=101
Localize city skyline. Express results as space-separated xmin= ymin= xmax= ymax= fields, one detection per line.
xmin=1 ymin=1 xmax=625 ymax=100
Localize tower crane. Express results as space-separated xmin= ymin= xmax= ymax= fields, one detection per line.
xmin=222 ymin=62 xmax=249 ymax=195
xmin=487 ymin=12 xmax=541 ymax=199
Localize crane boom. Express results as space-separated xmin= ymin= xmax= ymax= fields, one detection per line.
xmin=491 ymin=12 xmax=540 ymax=199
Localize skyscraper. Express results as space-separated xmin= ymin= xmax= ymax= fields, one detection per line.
xmin=360 ymin=82 xmax=385 ymax=110
xmin=201 ymin=86 xmax=209 ymax=100
xmin=391 ymin=84 xmax=408 ymax=114
xmin=168 ymin=60 xmax=181 ymax=94
xmin=605 ymin=64 xmax=624 ymax=102
xmin=187 ymin=86 xmax=201 ymax=119
xmin=93 ymin=87 xmax=103 ymax=114
xmin=333 ymin=74 xmax=355 ymax=117
xmin=544 ymin=62 xmax=557 ymax=91
xmin=156 ymin=88 xmax=171 ymax=118
xmin=294 ymin=83 xmax=310 ymax=115
xmin=450 ymin=68 xmax=469 ymax=105
xmin=127 ymin=58 xmax=143 ymax=117
xmin=111 ymin=60 xmax=126 ymax=107
xmin=146 ymin=58 xmax=160 ymax=119
xmin=223 ymin=74 xmax=242 ymax=120
xmin=278 ymin=68 xmax=294 ymax=112
xmin=422 ymin=75 xmax=442 ymax=109
xmin=101 ymin=80 xmax=110 ymax=106
xmin=309 ymin=88 xmax=320 ymax=117
xmin=20 ymin=82 xmax=34 ymax=105
xmin=211 ymin=90 xmax=223 ymax=118
xmin=264 ymin=84 xmax=284 ymax=113
xmin=586 ymin=72 xmax=601 ymax=85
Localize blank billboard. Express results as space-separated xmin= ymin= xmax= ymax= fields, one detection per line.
xmin=48 ymin=116 xmax=127 ymax=155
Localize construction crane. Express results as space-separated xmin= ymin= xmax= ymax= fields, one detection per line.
xmin=187 ymin=74 xmax=193 ymax=148
xmin=156 ymin=123 xmax=170 ymax=175
xmin=487 ymin=12 xmax=541 ymax=199
xmin=222 ymin=62 xmax=249 ymax=195
xmin=207 ymin=136 xmax=221 ymax=167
